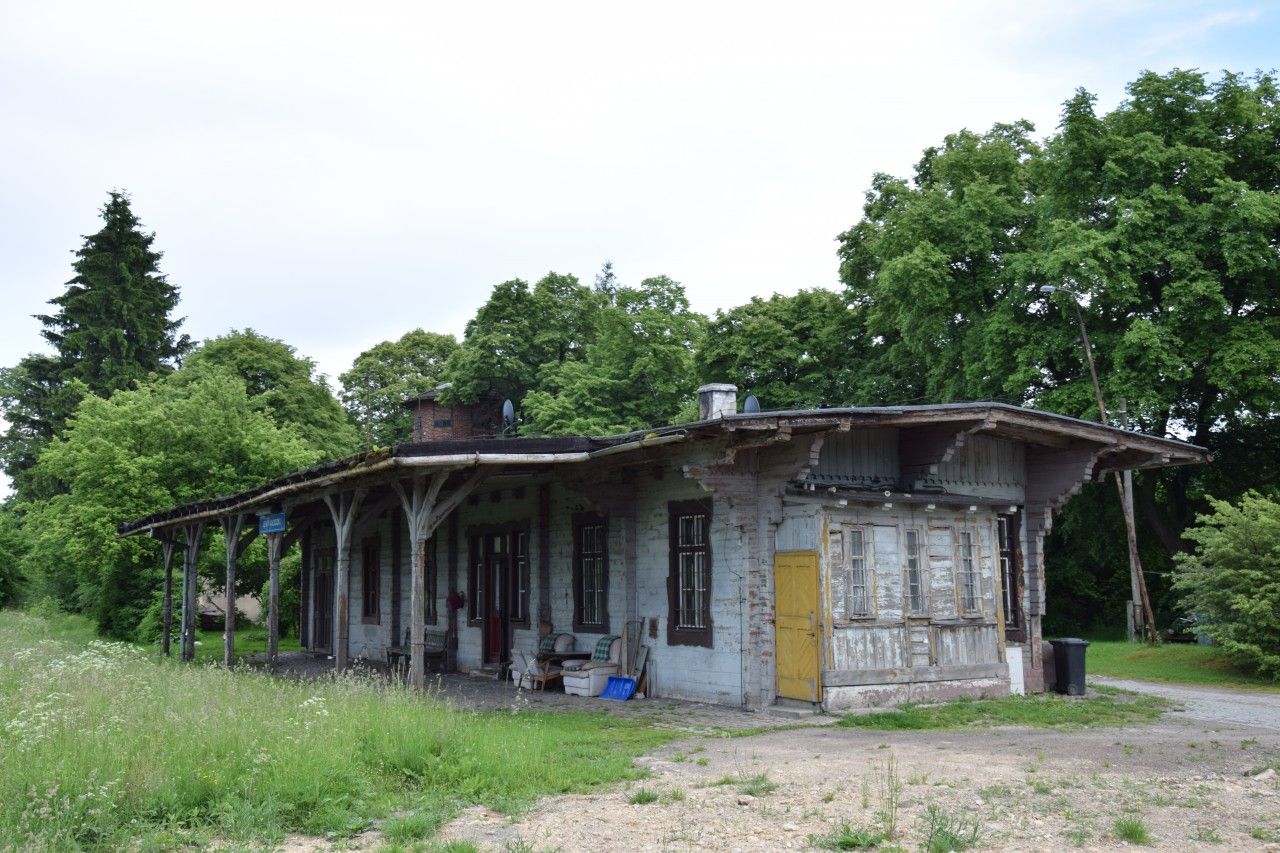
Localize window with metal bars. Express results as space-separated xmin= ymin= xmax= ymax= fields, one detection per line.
xmin=905 ymin=528 xmax=927 ymax=616
xmin=958 ymin=529 xmax=979 ymax=613
xmin=997 ymin=513 xmax=1023 ymax=639
xmin=830 ymin=527 xmax=871 ymax=618
xmin=419 ymin=535 xmax=439 ymax=625
xmin=573 ymin=515 xmax=609 ymax=632
xmin=668 ymin=499 xmax=712 ymax=646
xmin=361 ymin=537 xmax=380 ymax=622
xmin=511 ymin=530 xmax=529 ymax=627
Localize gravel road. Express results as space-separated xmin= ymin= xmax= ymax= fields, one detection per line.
xmin=427 ymin=682 xmax=1280 ymax=852
xmin=1092 ymin=676 xmax=1280 ymax=731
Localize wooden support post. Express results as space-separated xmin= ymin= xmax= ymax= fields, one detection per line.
xmin=394 ymin=472 xmax=448 ymax=690
xmin=394 ymin=467 xmax=489 ymax=689
xmin=390 ymin=512 xmax=403 ymax=652
xmin=267 ymin=530 xmax=283 ymax=671
xmin=323 ymin=489 xmax=367 ymax=674
xmin=180 ymin=521 xmax=205 ymax=662
xmin=222 ymin=514 xmax=246 ymax=668
xmin=159 ymin=534 xmax=177 ymax=658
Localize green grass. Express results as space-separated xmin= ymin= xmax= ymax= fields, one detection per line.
xmin=1113 ymin=816 xmax=1151 ymax=844
xmin=0 ymin=610 xmax=672 ymax=850
xmin=1086 ymin=640 xmax=1280 ymax=692
xmin=836 ymin=691 xmax=1167 ymax=731
xmin=918 ymin=803 xmax=983 ymax=852
xmin=738 ymin=773 xmax=777 ymax=796
xmin=191 ymin=625 xmax=302 ymax=664
xmin=627 ymin=788 xmax=660 ymax=805
xmin=808 ymin=821 xmax=887 ymax=850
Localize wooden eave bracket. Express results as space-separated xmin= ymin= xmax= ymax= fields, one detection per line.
xmin=1093 ymin=445 xmax=1178 ymax=478
xmin=683 ymin=424 xmax=793 ymax=481
xmin=684 ymin=430 xmax=825 ymax=492
xmin=898 ymin=419 xmax=992 ymax=488
xmin=1023 ymin=442 xmax=1106 ymax=535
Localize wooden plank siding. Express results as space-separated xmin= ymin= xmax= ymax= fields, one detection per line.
xmin=818 ymin=503 xmax=1008 ymax=708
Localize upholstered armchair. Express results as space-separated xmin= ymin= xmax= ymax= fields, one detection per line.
xmin=509 ymin=631 xmax=576 ymax=689
xmin=562 ymin=635 xmax=622 ymax=697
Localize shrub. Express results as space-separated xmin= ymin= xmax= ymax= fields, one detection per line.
xmin=1173 ymin=492 xmax=1280 ymax=679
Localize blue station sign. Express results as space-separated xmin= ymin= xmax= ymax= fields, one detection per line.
xmin=258 ymin=513 xmax=287 ymax=534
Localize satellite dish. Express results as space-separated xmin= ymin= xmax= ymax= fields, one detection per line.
xmin=502 ymin=399 xmax=515 ymax=429
xmin=743 ymin=394 xmax=761 ymax=414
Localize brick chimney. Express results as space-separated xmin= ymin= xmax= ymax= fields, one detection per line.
xmin=402 ymin=384 xmax=504 ymax=442
xmin=697 ymin=383 xmax=738 ymax=420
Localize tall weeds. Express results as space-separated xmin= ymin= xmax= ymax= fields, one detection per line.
xmin=0 ymin=611 xmax=666 ymax=850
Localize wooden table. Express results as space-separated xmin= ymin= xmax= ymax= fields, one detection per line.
xmin=519 ymin=652 xmax=590 ymax=691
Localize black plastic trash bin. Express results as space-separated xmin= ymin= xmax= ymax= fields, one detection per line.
xmin=1050 ymin=638 xmax=1089 ymax=696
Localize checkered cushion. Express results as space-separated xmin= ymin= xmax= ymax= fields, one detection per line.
xmin=593 ymin=635 xmax=620 ymax=661
xmin=537 ymin=633 xmax=560 ymax=656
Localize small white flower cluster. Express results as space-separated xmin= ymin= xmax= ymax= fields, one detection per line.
xmin=298 ymin=694 xmax=329 ymax=730
xmin=39 ymin=641 xmax=145 ymax=682
xmin=3 ymin=694 xmax=73 ymax=748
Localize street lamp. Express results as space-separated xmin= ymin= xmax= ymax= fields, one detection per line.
xmin=1041 ymin=282 xmax=1158 ymax=643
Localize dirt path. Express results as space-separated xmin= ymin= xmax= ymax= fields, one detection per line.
xmin=438 ymin=695 xmax=1280 ymax=852
xmin=1092 ymin=676 xmax=1280 ymax=731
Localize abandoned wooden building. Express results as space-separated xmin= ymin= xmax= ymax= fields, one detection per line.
xmin=119 ymin=385 xmax=1207 ymax=710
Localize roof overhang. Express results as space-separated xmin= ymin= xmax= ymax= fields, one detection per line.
xmin=118 ymin=402 xmax=1207 ymax=537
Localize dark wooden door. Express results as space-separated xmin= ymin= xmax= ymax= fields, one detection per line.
xmin=314 ymin=570 xmax=333 ymax=653
xmin=483 ymin=552 xmax=510 ymax=665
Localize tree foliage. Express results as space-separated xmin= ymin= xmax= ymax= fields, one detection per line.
xmin=522 ymin=276 xmax=704 ymax=434
xmin=697 ymin=290 xmax=865 ymax=409
xmin=340 ymin=329 xmax=458 ymax=446
xmin=19 ymin=370 xmax=318 ymax=638
xmin=0 ymin=192 xmax=191 ymax=496
xmin=0 ymin=503 xmax=24 ymax=608
xmin=184 ymin=329 xmax=360 ymax=460
xmin=1173 ymin=492 xmax=1280 ymax=679
xmin=836 ymin=69 xmax=1280 ymax=633
xmin=838 ymin=121 xmax=1041 ymax=406
xmin=442 ymin=272 xmax=600 ymax=407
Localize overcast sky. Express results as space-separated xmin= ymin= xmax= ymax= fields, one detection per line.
xmin=1 ymin=1 xmax=1276 ymax=497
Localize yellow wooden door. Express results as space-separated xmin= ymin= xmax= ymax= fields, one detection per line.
xmin=775 ymin=551 xmax=822 ymax=702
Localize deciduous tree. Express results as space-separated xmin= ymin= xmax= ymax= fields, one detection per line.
xmin=523 ymin=276 xmax=704 ymax=434
xmin=697 ymin=290 xmax=866 ymax=410
xmin=836 ymin=69 xmax=1280 ymax=632
xmin=442 ymin=272 xmax=601 ymax=408
xmin=184 ymin=329 xmax=360 ymax=460
xmin=20 ymin=371 xmax=318 ymax=638
xmin=340 ymin=329 xmax=458 ymax=446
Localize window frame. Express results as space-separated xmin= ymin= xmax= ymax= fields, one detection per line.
xmin=466 ymin=524 xmax=530 ymax=628
xmin=828 ymin=524 xmax=874 ymax=620
xmin=997 ymin=511 xmax=1025 ymax=641
xmin=422 ymin=534 xmax=439 ymax=626
xmin=361 ymin=536 xmax=380 ymax=623
xmin=904 ymin=526 xmax=928 ymax=617
xmin=667 ymin=498 xmax=713 ymax=647
xmin=510 ymin=528 xmax=530 ymax=628
xmin=572 ymin=513 xmax=610 ymax=633
xmin=955 ymin=526 xmax=981 ymax=615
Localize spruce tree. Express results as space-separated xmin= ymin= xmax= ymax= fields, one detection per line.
xmin=0 ymin=191 xmax=191 ymax=496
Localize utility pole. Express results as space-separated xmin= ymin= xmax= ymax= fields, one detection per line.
xmin=1040 ymin=284 xmax=1158 ymax=643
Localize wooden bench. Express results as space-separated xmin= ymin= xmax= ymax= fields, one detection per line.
xmin=387 ymin=626 xmax=452 ymax=672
